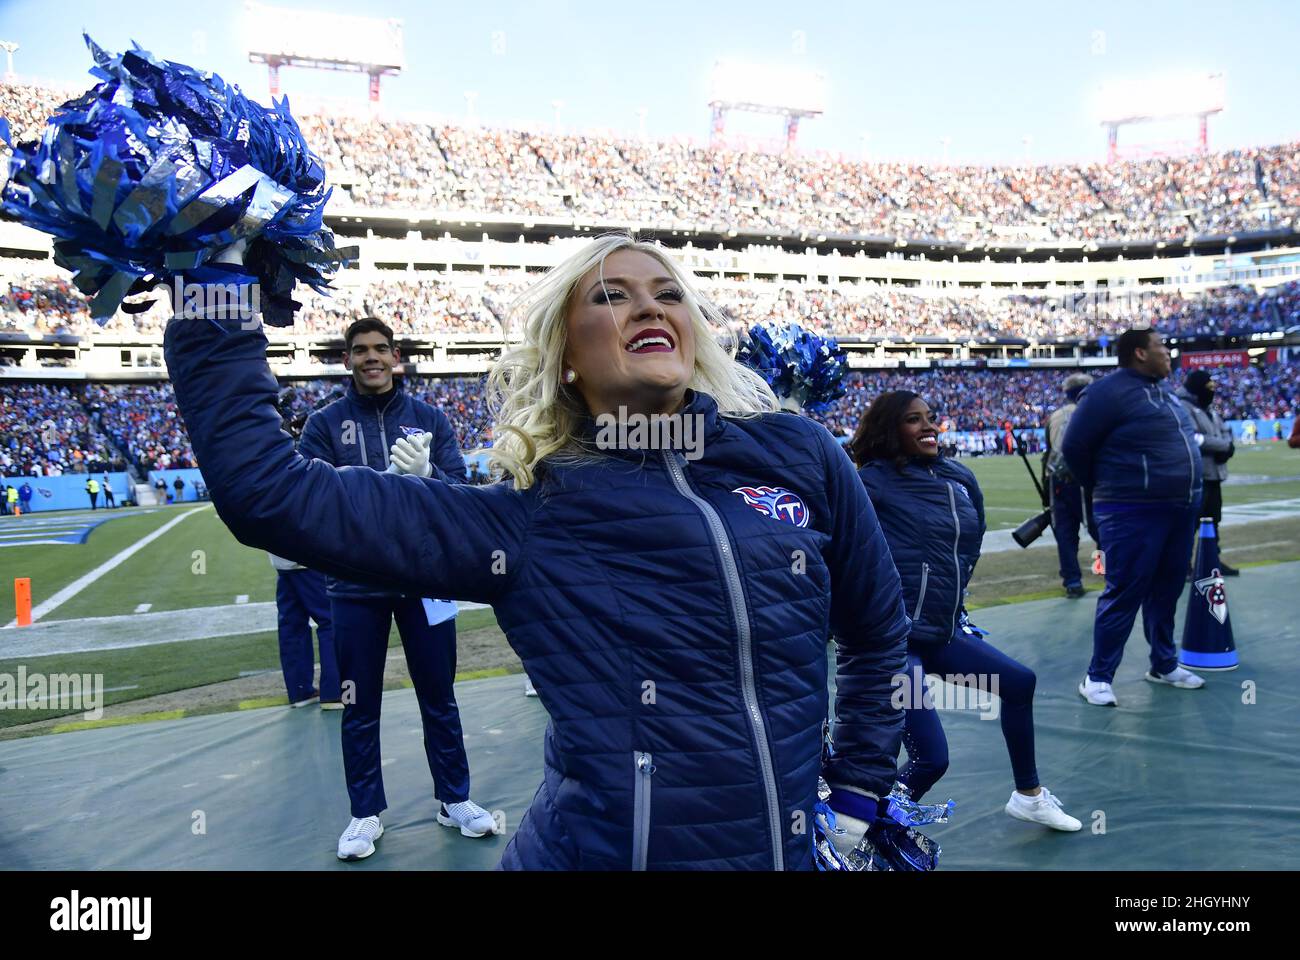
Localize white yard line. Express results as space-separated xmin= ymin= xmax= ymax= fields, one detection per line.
xmin=1221 ymin=540 xmax=1295 ymax=553
xmin=3 ymin=506 xmax=209 ymax=627
xmin=0 ymin=599 xmax=489 ymax=657
xmin=134 ymin=603 xmax=153 ymax=614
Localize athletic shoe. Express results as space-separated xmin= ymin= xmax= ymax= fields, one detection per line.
xmin=291 ymin=690 xmax=320 ymax=708
xmin=1005 ymin=787 xmax=1082 ymax=832
xmin=319 ymin=700 xmax=344 ymax=711
xmin=1078 ymin=676 xmax=1117 ymax=706
xmin=1145 ymin=666 xmax=1205 ymax=689
xmin=1091 ymin=550 xmax=1106 ymax=576
xmin=523 ymin=675 xmax=538 ymax=697
xmin=1219 ymin=562 xmax=1240 ymax=577
xmin=438 ymin=800 xmax=498 ymax=838
xmin=1065 ymin=584 xmax=1086 ymax=599
xmin=337 ymin=816 xmax=383 ymax=860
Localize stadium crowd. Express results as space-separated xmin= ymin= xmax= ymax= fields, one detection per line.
xmin=5 ymin=80 xmax=1299 ymax=244
xmin=5 ymin=260 xmax=1298 ymax=343
xmin=0 ymin=383 xmax=125 ymax=476
xmin=2 ymin=359 xmax=1293 ymax=480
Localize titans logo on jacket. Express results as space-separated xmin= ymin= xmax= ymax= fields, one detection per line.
xmin=732 ymin=485 xmax=810 ymax=528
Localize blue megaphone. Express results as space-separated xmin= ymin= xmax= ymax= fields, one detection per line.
xmin=1179 ymin=517 xmax=1239 ymax=671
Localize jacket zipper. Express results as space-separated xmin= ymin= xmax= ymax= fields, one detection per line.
xmin=661 ymin=449 xmax=784 ymax=871
xmin=632 ymin=751 xmax=655 ymax=871
xmin=912 ymin=562 xmax=930 ymax=620
xmin=377 ymin=392 xmax=397 ymax=469
xmin=1168 ymin=397 xmax=1196 ymax=505
xmin=946 ymin=482 xmax=961 ymax=636
xmin=1141 ymin=454 xmax=1149 ymax=490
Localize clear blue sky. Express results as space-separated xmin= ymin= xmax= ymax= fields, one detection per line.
xmin=1 ymin=0 xmax=1296 ymax=164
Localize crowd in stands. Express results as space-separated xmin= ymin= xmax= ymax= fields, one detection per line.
xmin=3 ymin=359 xmax=1294 ymax=481
xmin=84 ymin=383 xmax=197 ymax=472
xmin=6 ymin=258 xmax=1298 ymax=343
xmin=0 ymin=383 xmax=125 ymax=476
xmin=7 ymin=79 xmax=1298 ymax=243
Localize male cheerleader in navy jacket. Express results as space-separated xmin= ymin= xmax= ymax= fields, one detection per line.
xmin=164 ymin=233 xmax=911 ymax=870
xmin=298 ymin=317 xmax=497 ymax=860
xmin=848 ymin=392 xmax=1081 ymax=832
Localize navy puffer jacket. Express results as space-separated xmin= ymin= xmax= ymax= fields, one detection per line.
xmin=858 ymin=457 xmax=985 ymax=649
xmin=298 ymin=379 xmax=466 ymax=599
xmin=1060 ymin=368 xmax=1203 ymax=507
xmin=164 ymin=316 xmax=910 ymax=871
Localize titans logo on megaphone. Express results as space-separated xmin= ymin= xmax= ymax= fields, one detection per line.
xmin=732 ymin=485 xmax=810 ymax=528
xmin=1193 ymin=569 xmax=1229 ymax=625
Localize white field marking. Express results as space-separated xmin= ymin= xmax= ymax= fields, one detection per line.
xmin=24 ymin=684 xmax=139 ymax=705
xmin=134 ymin=603 xmax=152 ymax=614
xmin=1221 ymin=540 xmax=1295 ymax=553
xmin=234 ymin=595 xmax=249 ymax=605
xmin=977 ymin=574 xmax=1047 ymax=586
xmin=2 ymin=505 xmax=209 ymax=627
xmin=0 ymin=599 xmax=487 ymax=657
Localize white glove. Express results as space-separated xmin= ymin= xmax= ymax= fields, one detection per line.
xmin=389 ymin=432 xmax=433 ymax=478
xmin=1194 ymin=432 xmax=1205 ymax=447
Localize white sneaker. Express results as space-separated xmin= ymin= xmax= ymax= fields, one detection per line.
xmin=291 ymin=692 xmax=320 ymax=708
xmin=337 ymin=816 xmax=383 ymax=860
xmin=438 ymin=800 xmax=498 ymax=838
xmin=1005 ymin=787 xmax=1082 ymax=832
xmin=1078 ymin=676 xmax=1117 ymax=706
xmin=1145 ymin=666 xmax=1205 ymax=689
xmin=523 ymin=674 xmax=538 ymax=697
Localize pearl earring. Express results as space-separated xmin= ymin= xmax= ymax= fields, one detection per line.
xmin=563 ymin=369 xmax=577 ymax=384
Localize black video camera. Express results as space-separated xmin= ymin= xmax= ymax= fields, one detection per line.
xmin=1012 ymin=434 xmax=1052 ymax=548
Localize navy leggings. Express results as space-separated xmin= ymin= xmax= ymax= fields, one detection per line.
xmin=899 ymin=631 xmax=1039 ymax=800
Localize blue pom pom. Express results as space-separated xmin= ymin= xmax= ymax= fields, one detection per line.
xmin=0 ymin=35 xmax=356 ymax=326
xmin=736 ymin=320 xmax=847 ymax=413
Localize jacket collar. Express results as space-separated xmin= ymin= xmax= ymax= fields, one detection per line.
xmin=571 ymin=389 xmax=727 ymax=462
xmin=1117 ymin=367 xmax=1164 ymax=386
xmin=347 ymin=377 xmax=403 ymax=409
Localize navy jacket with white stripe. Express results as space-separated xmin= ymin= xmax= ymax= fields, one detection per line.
xmin=858 ymin=457 xmax=985 ymax=650
xmin=163 ymin=315 xmax=910 ymax=870
xmin=297 ymin=378 xmax=466 ymax=599
xmin=1060 ymin=368 xmax=1203 ymax=507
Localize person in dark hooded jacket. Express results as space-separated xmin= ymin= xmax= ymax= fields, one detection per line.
xmin=1175 ymin=369 xmax=1238 ymax=576
xmin=164 ymin=233 xmax=911 ymax=870
xmin=847 ymin=390 xmax=1081 ymax=833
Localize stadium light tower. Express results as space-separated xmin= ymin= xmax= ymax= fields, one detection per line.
xmin=244 ymin=2 xmax=404 ymax=103
xmin=708 ymin=60 xmax=826 ymax=152
xmin=0 ymin=41 xmax=18 ymax=81
xmin=1094 ymin=72 xmax=1225 ymax=163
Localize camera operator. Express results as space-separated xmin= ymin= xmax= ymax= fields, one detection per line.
xmin=1176 ymin=369 xmax=1238 ymax=576
xmin=1044 ymin=373 xmax=1100 ymax=598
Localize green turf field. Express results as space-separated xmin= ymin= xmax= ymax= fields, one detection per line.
xmin=1 ymin=444 xmax=1296 ymax=734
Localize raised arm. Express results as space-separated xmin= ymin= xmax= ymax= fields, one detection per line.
xmin=813 ymin=427 xmax=910 ymax=801
xmin=164 ymin=313 xmax=529 ymax=604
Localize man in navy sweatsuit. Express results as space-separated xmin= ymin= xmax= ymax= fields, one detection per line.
xmin=1062 ymin=328 xmax=1206 ymax=707
xmin=298 ymin=317 xmax=495 ymax=860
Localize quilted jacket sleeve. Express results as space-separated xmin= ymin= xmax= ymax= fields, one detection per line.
xmin=163 ymin=314 xmax=529 ymax=604
xmin=425 ymin=405 xmax=469 ymax=484
xmin=813 ymin=426 xmax=911 ymax=799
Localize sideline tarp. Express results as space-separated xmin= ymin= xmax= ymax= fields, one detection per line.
xmin=1 ymin=562 xmax=1296 ymax=870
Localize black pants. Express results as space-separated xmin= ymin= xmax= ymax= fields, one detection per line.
xmin=1202 ymin=481 xmax=1223 ymax=529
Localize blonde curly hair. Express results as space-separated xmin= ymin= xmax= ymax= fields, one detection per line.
xmin=480 ymin=233 xmax=778 ymax=489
